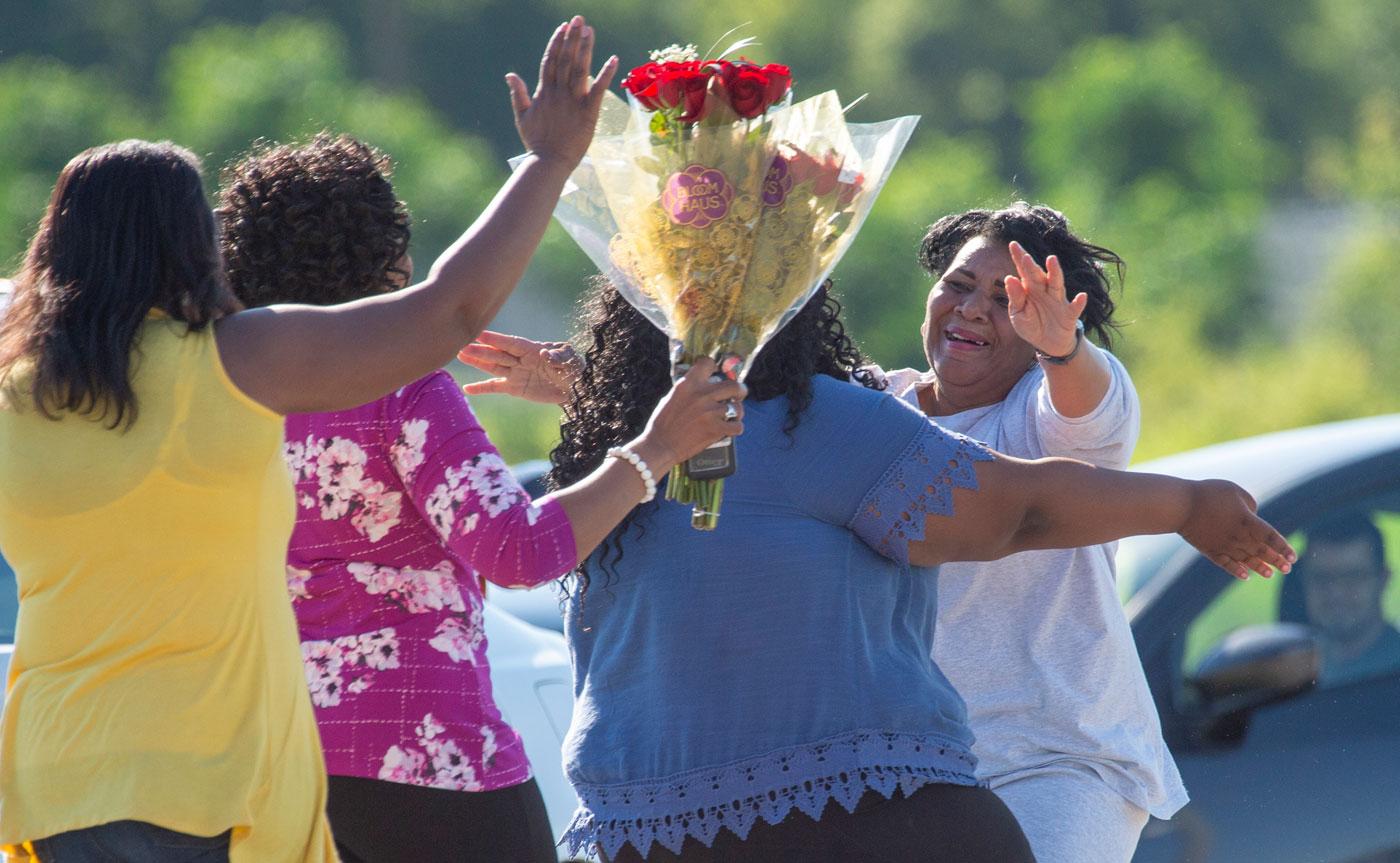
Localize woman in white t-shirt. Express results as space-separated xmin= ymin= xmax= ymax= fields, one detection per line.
xmin=876 ymin=202 xmax=1187 ymax=863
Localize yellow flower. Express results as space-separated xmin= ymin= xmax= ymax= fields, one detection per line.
xmin=748 ymin=254 xmax=785 ymax=290
xmin=689 ymin=245 xmax=722 ymax=272
xmin=708 ymin=221 xmax=744 ymax=255
xmin=732 ymin=194 xmax=760 ymax=223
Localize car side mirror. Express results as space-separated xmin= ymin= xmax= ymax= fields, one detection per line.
xmin=1187 ymin=622 xmax=1320 ymax=745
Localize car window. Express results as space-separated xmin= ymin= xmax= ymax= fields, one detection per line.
xmin=1116 ymin=532 xmax=1187 ymax=604
xmin=1179 ymin=490 xmax=1400 ymax=695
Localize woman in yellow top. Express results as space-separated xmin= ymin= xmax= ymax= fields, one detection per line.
xmin=0 ymin=18 xmax=744 ymax=861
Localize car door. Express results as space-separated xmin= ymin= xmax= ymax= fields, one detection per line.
xmin=1132 ymin=450 xmax=1400 ymax=863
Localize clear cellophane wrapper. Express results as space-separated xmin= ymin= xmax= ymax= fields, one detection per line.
xmin=516 ymin=91 xmax=917 ymax=528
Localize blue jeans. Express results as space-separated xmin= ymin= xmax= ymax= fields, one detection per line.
xmin=32 ymin=820 xmax=229 ymax=862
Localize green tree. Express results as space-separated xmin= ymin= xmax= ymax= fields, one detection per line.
xmin=1025 ymin=31 xmax=1275 ymax=205
xmin=0 ymin=59 xmax=147 ymax=269
xmin=1308 ymin=95 xmax=1400 ymax=204
xmin=1312 ymin=223 xmax=1400 ymax=393
xmin=1023 ymin=31 xmax=1279 ymax=344
xmin=161 ymin=17 xmax=499 ymax=262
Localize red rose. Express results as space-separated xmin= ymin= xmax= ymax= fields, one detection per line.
xmin=761 ymin=63 xmax=792 ymax=105
xmin=623 ymin=61 xmax=714 ymax=121
xmin=784 ymin=146 xmax=844 ymax=197
xmin=662 ymin=62 xmax=713 ymax=122
xmin=623 ymin=56 xmax=791 ymax=123
xmin=622 ymin=62 xmax=666 ymax=110
xmin=836 ymin=172 xmax=865 ymax=207
xmin=720 ymin=63 xmax=771 ymax=119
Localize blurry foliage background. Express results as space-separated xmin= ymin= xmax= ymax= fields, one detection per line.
xmin=1 ymin=0 xmax=1396 ymax=463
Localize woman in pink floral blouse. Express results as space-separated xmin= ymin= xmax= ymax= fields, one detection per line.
xmin=218 ymin=131 xmax=746 ymax=862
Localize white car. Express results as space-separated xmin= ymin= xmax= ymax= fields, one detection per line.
xmin=481 ymin=600 xmax=582 ymax=860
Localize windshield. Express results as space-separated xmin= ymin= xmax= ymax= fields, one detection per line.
xmin=1116 ymin=532 xmax=1189 ymax=605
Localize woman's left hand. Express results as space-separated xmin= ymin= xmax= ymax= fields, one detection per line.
xmin=1006 ymin=240 xmax=1087 ymax=357
xmin=1180 ymin=480 xmax=1297 ymax=580
xmin=458 ymin=331 xmax=582 ymax=404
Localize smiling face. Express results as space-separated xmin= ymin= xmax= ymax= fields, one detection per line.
xmin=920 ymin=234 xmax=1037 ymax=409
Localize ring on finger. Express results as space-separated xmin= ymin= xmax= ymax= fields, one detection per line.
xmin=723 ymin=401 xmax=739 ymax=422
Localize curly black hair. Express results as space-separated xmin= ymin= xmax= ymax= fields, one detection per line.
xmin=549 ymin=278 xmax=880 ymax=597
xmin=217 ymin=133 xmax=412 ymax=308
xmin=917 ymin=202 xmax=1124 ymax=348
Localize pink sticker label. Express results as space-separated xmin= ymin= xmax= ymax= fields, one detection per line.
xmin=661 ymin=164 xmax=734 ymax=228
xmin=762 ymin=155 xmax=792 ymax=208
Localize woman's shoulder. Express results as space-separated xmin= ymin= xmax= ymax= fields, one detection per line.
xmin=810 ymin=373 xmax=923 ymax=417
xmin=384 ymin=369 xmax=464 ymax=412
xmin=378 ymin=369 xmax=487 ymax=452
xmin=790 ymin=375 xmax=931 ymax=448
xmin=166 ymin=319 xmax=286 ymax=426
xmin=290 ymin=370 xmax=472 ymax=442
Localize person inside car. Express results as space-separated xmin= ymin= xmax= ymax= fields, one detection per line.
xmin=1301 ymin=513 xmax=1400 ymax=685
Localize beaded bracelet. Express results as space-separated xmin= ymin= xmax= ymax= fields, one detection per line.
xmin=607 ymin=446 xmax=657 ymax=504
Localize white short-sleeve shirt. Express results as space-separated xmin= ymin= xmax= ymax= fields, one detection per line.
xmin=882 ymin=355 xmax=1188 ymax=819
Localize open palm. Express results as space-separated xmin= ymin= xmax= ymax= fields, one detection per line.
xmin=1006 ymin=240 xmax=1087 ymax=357
xmin=509 ymin=16 xmax=618 ymax=166
xmin=457 ymin=331 xmax=581 ymax=405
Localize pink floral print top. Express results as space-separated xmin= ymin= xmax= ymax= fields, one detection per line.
xmin=281 ymin=370 xmax=577 ymax=792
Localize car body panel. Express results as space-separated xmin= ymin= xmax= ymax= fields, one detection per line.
xmin=481 ymin=603 xmax=580 ymax=859
xmin=1126 ymin=415 xmax=1400 ymax=863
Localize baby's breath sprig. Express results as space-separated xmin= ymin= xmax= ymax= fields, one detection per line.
xmin=648 ymin=43 xmax=699 ymax=63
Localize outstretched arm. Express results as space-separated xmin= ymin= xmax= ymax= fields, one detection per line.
xmin=216 ymin=17 xmax=618 ymax=414
xmin=908 ymin=451 xmax=1295 ymax=580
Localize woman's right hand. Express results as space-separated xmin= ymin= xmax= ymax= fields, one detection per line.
xmin=541 ymin=358 xmax=746 ymax=560
xmin=629 ymin=358 xmax=747 ymax=475
xmin=1180 ymin=479 xmax=1297 ymax=580
xmin=509 ymin=16 xmax=618 ymax=168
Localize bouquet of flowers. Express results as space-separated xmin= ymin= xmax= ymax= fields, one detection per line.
xmin=524 ymin=41 xmax=918 ymax=529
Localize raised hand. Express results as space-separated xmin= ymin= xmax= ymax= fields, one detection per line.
xmin=1180 ymin=480 xmax=1297 ymax=580
xmin=1005 ymin=240 xmax=1087 ymax=357
xmin=508 ymin=16 xmax=618 ymax=167
xmin=457 ymin=331 xmax=582 ymax=404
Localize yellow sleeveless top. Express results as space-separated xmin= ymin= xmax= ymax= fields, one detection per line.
xmin=0 ymin=316 xmax=337 ymax=862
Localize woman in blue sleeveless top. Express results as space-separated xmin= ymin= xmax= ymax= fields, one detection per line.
xmin=548 ymin=282 xmax=1294 ymax=862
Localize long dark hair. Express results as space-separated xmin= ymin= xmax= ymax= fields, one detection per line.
xmin=918 ymin=202 xmax=1124 ymax=348
xmin=0 ymin=140 xmax=239 ymax=429
xmin=218 ymin=134 xmax=412 ymax=308
xmin=549 ymin=278 xmax=879 ymax=595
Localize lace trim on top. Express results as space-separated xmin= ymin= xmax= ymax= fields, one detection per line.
xmin=561 ymin=729 xmax=978 ymax=859
xmin=852 ymin=424 xmax=993 ymax=565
